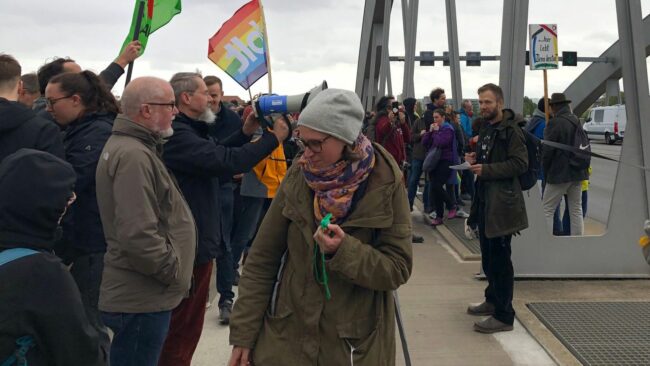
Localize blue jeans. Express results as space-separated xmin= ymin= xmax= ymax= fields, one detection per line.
xmin=230 ymin=196 xmax=266 ymax=272
xmin=101 ymin=311 xmax=172 ymax=366
xmin=216 ymin=182 xmax=235 ymax=306
xmin=407 ymin=159 xmax=430 ymax=211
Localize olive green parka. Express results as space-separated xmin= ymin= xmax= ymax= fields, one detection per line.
xmin=229 ymin=144 xmax=413 ymax=365
xmin=468 ymin=109 xmax=529 ymax=238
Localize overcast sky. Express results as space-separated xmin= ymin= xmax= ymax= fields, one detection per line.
xmin=2 ymin=0 xmax=649 ymax=101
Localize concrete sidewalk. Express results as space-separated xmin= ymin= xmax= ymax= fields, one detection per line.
xmin=192 ymin=207 xmax=555 ymax=365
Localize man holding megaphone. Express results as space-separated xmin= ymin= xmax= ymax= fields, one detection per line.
xmin=157 ymin=72 xmax=289 ymax=366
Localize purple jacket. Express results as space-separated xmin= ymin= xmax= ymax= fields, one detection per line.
xmin=422 ymin=123 xmax=455 ymax=162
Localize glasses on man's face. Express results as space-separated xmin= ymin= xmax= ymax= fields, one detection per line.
xmin=45 ymin=95 xmax=72 ymax=108
xmin=295 ymin=135 xmax=331 ymax=153
xmin=144 ymin=101 xmax=176 ymax=110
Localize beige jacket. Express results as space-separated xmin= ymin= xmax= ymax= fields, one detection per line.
xmin=96 ymin=115 xmax=196 ymax=313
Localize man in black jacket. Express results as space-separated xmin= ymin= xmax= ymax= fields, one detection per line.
xmin=0 ymin=149 xmax=107 ymax=366
xmin=158 ymin=72 xmax=289 ymax=366
xmin=204 ymin=75 xmax=243 ymax=324
xmin=542 ymin=93 xmax=589 ymax=236
xmin=466 ymin=83 xmax=528 ymax=334
xmin=0 ymin=54 xmax=64 ymax=162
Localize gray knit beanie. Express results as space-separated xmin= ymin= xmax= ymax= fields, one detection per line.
xmin=297 ymin=88 xmax=364 ymax=145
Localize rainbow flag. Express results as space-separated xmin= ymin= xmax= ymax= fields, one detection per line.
xmin=208 ymin=0 xmax=267 ymax=90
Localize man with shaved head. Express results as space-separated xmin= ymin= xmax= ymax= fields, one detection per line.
xmin=95 ymin=76 xmax=197 ymax=365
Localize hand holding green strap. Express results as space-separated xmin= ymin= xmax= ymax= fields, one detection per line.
xmin=314 ymin=213 xmax=333 ymax=300
xmin=320 ymin=213 xmax=332 ymax=231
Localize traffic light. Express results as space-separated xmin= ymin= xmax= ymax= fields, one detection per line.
xmin=420 ymin=51 xmax=434 ymax=66
xmin=466 ymin=52 xmax=481 ymax=66
xmin=443 ymin=52 xmax=449 ymax=66
xmin=525 ymin=50 xmax=530 ymax=66
xmin=562 ymin=51 xmax=577 ymax=66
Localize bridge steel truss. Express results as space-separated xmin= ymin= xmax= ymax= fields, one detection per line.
xmin=356 ymin=0 xmax=650 ymax=277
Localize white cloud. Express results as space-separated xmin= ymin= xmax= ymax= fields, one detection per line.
xmin=1 ymin=0 xmax=648 ymax=102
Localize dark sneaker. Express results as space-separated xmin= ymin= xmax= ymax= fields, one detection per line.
xmin=219 ymin=300 xmax=233 ymax=325
xmin=431 ymin=218 xmax=444 ymax=226
xmin=411 ymin=234 xmax=424 ymax=243
xmin=467 ymin=301 xmax=495 ymax=316
xmin=473 ymin=316 xmax=513 ymax=333
xmin=233 ymin=270 xmax=240 ymax=286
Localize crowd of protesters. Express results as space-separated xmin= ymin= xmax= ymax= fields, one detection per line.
xmin=0 ymin=41 xmax=619 ymax=366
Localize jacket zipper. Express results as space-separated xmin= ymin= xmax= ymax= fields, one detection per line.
xmin=345 ymin=340 xmax=356 ymax=366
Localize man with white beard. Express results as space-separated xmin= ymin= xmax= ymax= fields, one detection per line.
xmin=158 ymin=72 xmax=290 ymax=366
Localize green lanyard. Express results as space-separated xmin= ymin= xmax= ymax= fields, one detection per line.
xmin=313 ymin=213 xmax=333 ymax=300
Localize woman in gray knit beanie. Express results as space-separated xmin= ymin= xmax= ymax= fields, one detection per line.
xmin=229 ymin=88 xmax=413 ymax=366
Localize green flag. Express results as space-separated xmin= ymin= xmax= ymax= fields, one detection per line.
xmin=120 ymin=0 xmax=182 ymax=56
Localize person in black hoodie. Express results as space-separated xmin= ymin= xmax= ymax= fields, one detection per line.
xmin=0 ymin=54 xmax=64 ymax=162
xmin=0 ymin=148 xmax=108 ymax=366
xmin=158 ymin=72 xmax=289 ymax=366
xmin=44 ymin=70 xmax=118 ymax=344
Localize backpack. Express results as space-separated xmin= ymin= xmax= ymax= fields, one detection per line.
xmin=519 ymin=127 xmax=542 ymax=191
xmin=0 ymin=248 xmax=38 ymax=366
xmin=567 ymin=117 xmax=591 ymax=170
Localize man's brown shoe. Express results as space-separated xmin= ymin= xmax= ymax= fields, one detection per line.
xmin=467 ymin=301 xmax=495 ymax=316
xmin=473 ymin=316 xmax=513 ymax=333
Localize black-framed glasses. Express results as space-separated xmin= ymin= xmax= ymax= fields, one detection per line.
xmin=144 ymin=101 xmax=176 ymax=110
xmin=45 ymin=95 xmax=72 ymax=108
xmin=295 ymin=135 xmax=331 ymax=153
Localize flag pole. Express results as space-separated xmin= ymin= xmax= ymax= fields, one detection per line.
xmin=125 ymin=0 xmax=146 ymax=88
xmin=543 ymin=69 xmax=549 ymax=123
xmin=258 ymin=0 xmax=272 ymax=93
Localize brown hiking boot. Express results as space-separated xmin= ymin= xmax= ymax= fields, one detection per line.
xmin=473 ymin=316 xmax=513 ymax=333
xmin=467 ymin=301 xmax=495 ymax=316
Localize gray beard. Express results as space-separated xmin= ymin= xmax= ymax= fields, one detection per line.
xmin=198 ymin=108 xmax=216 ymax=124
xmin=160 ymin=127 xmax=174 ymax=138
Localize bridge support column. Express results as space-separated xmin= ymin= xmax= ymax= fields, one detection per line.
xmin=498 ymin=0 xmax=529 ymax=114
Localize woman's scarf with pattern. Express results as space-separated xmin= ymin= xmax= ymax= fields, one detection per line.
xmin=299 ymin=134 xmax=376 ymax=225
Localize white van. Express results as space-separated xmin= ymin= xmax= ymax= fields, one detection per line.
xmin=583 ymin=105 xmax=626 ymax=145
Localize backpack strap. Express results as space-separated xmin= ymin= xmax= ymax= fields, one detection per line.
xmin=0 ymin=248 xmax=38 ymax=267
xmin=1 ymin=336 xmax=35 ymax=366
xmin=0 ymin=249 xmax=38 ymax=366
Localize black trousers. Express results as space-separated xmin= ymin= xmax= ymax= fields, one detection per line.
xmin=428 ymin=159 xmax=454 ymax=218
xmin=70 ymin=252 xmax=111 ymax=348
xmin=478 ymin=214 xmax=515 ymax=325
